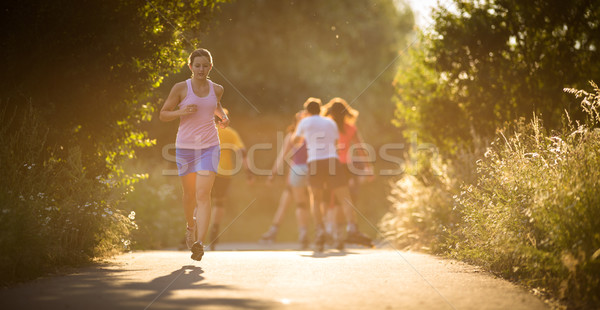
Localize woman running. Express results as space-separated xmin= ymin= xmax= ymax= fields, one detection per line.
xmin=159 ymin=48 xmax=229 ymax=261
xmin=322 ymin=97 xmax=374 ymax=249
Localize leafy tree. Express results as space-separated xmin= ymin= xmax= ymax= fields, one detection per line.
xmin=186 ymin=0 xmax=414 ymax=143
xmin=394 ymin=0 xmax=600 ymax=154
xmin=0 ymin=0 xmax=227 ymax=178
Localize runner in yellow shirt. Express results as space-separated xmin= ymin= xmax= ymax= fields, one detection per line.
xmin=209 ymin=109 xmax=253 ymax=250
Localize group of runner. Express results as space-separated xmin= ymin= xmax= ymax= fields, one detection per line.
xmin=160 ymin=48 xmax=373 ymax=261
xmin=261 ymin=97 xmax=374 ymax=251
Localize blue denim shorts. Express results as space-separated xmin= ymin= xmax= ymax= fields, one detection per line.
xmin=176 ymin=145 xmax=221 ymax=176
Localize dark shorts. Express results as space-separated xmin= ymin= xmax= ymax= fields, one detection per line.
xmin=212 ymin=176 xmax=231 ymax=200
xmin=307 ymin=158 xmax=348 ymax=190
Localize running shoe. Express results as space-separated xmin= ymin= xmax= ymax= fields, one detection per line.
xmin=191 ymin=242 xmax=204 ymax=261
xmin=298 ymin=230 xmax=309 ymax=250
xmin=185 ymin=225 xmax=196 ymax=249
xmin=324 ymin=230 xmax=334 ymax=246
xmin=345 ymin=230 xmax=374 ymax=248
xmin=333 ymin=226 xmax=345 ymax=251
xmin=335 ymin=240 xmax=345 ymax=251
xmin=334 ymin=233 xmax=345 ymax=251
xmin=259 ymin=226 xmax=278 ymax=243
xmin=314 ymin=230 xmax=327 ymax=252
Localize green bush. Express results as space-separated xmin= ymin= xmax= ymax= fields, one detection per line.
xmin=382 ymin=81 xmax=600 ymax=308
xmin=120 ymin=161 xmax=185 ymax=250
xmin=452 ymin=82 xmax=600 ymax=308
xmin=0 ymin=105 xmax=137 ymax=284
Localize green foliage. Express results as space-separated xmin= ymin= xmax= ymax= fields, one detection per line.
xmin=451 ymin=82 xmax=600 ymax=307
xmin=119 ymin=162 xmax=185 ymax=250
xmin=394 ymin=0 xmax=600 ymax=154
xmin=190 ymin=0 xmax=414 ymax=144
xmin=0 ymin=105 xmax=137 ymax=284
xmin=206 ymin=0 xmax=412 ymax=106
xmin=383 ymin=81 xmax=600 ymax=307
xmin=393 ymin=41 xmax=473 ymax=154
xmin=389 ymin=0 xmax=600 ymax=306
xmin=0 ymin=0 xmax=226 ymax=283
xmin=0 ymin=0 xmax=227 ymax=177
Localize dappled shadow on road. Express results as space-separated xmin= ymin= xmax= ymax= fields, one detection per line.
xmin=0 ymin=264 xmax=276 ymax=310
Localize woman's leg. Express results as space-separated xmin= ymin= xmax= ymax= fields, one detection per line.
xmin=272 ymin=187 xmax=291 ymax=225
xmin=333 ymin=185 xmax=357 ymax=224
xmin=194 ymin=171 xmax=217 ymax=243
xmin=291 ymin=186 xmax=309 ymax=230
xmin=309 ymin=186 xmax=324 ymax=230
xmin=260 ymin=188 xmax=291 ymax=242
xmin=292 ymin=186 xmax=310 ymax=248
xmin=180 ymin=172 xmax=197 ymax=228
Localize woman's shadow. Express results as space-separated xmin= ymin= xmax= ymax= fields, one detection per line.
xmin=122 ymin=265 xmax=212 ymax=301
xmin=147 ymin=265 xmax=205 ymax=293
xmin=130 ymin=265 xmax=271 ymax=308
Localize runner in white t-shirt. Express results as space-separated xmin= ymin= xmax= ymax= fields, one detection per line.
xmin=294 ymin=111 xmax=339 ymax=163
xmin=293 ymin=97 xmax=373 ymax=252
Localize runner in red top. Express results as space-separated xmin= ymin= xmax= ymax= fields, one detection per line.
xmin=322 ymin=97 xmax=375 ymax=249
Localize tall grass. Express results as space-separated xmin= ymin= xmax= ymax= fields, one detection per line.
xmin=378 ymin=141 xmax=480 ymax=252
xmin=0 ymin=104 xmax=137 ymax=284
xmin=378 ymin=152 xmax=459 ymax=252
xmin=381 ymin=82 xmax=600 ymax=308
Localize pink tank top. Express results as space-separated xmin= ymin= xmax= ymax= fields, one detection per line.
xmin=176 ymin=79 xmax=220 ymax=149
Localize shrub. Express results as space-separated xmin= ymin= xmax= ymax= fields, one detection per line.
xmin=452 ymin=82 xmax=600 ymax=308
xmin=120 ymin=161 xmax=185 ymax=250
xmin=382 ymin=81 xmax=600 ymax=308
xmin=0 ymin=105 xmax=137 ymax=284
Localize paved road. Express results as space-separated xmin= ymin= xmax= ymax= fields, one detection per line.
xmin=0 ymin=243 xmax=548 ymax=310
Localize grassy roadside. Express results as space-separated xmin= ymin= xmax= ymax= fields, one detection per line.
xmin=380 ymin=82 xmax=600 ymax=309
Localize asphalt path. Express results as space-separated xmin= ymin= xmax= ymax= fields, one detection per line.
xmin=0 ymin=243 xmax=549 ymax=310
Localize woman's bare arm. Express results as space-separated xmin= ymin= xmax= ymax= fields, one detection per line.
xmin=159 ymin=82 xmax=194 ymax=121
